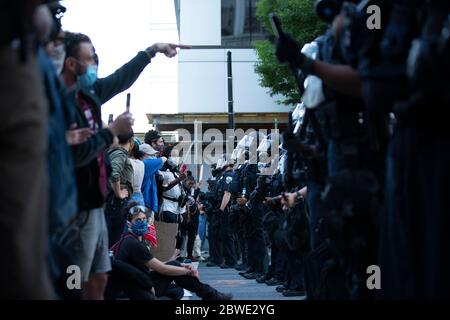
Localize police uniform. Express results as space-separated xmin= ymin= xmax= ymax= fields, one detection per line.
xmin=240 ymin=164 xmax=266 ymax=278
xmin=305 ymin=7 xmax=382 ymax=297
xmin=266 ymin=173 xmax=284 ymax=270
xmin=262 ymin=172 xmax=287 ymax=284
xmin=361 ymin=0 xmax=450 ymax=299
xmin=206 ymin=173 xmax=223 ymax=266
xmin=228 ymin=163 xmax=247 ymax=268
xmin=216 ymin=168 xmax=237 ymax=267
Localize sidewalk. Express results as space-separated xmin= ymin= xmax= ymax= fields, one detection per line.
xmin=184 ymin=262 xmax=306 ymax=300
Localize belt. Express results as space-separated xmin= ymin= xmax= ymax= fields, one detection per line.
xmin=163 ymin=196 xmax=179 ymax=203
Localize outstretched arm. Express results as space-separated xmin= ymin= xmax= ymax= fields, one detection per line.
xmin=95 ymin=43 xmax=191 ymax=104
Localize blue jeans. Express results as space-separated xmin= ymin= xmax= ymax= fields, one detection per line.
xmin=198 ymin=214 xmax=207 ymax=251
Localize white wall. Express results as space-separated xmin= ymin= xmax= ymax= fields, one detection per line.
xmin=178 ymin=49 xmax=225 ymax=113
xmin=180 ymin=0 xmax=221 ymax=45
xmin=178 ymin=48 xmax=285 ymax=113
xmin=178 ymin=0 xmax=285 ymax=114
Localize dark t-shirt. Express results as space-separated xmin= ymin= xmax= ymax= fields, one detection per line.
xmin=116 ymin=235 xmax=154 ymax=274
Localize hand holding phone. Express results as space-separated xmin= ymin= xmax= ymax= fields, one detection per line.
xmin=270 ymin=12 xmax=304 ymax=68
xmin=126 ymin=93 xmax=131 ymax=113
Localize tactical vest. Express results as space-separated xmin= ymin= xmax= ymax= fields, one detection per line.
xmin=239 ymin=163 xmax=258 ymax=195
xmin=216 ymin=171 xmax=233 ymax=206
xmin=319 ymin=28 xmax=368 ymax=143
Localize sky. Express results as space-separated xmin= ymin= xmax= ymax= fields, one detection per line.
xmin=61 ymin=0 xmax=180 ymax=133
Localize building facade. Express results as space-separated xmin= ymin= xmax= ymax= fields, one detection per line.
xmin=148 ymin=0 xmax=292 ymax=182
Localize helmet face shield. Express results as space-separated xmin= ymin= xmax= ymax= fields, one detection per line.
xmin=292 ymin=103 xmax=306 ymax=128
xmin=237 ymin=135 xmax=255 ymax=149
xmin=257 ymin=138 xmax=271 ymax=153
xmin=216 ymin=158 xmax=224 ymax=170
xmin=231 ymin=149 xmax=238 ymax=161
xmin=278 ymin=151 xmax=287 ymax=174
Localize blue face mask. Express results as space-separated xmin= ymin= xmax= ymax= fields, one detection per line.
xmin=131 ymin=220 xmax=148 ymax=237
xmin=78 ymin=65 xmax=98 ymax=88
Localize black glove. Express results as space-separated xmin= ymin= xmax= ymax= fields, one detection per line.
xmin=275 ymin=33 xmax=306 ymax=69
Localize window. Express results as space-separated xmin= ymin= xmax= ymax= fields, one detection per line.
xmin=221 ymin=0 xmax=269 ymax=48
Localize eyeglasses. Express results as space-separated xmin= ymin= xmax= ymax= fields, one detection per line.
xmin=70 ymin=57 xmax=98 ymax=69
xmin=129 ymin=205 xmax=147 ymax=216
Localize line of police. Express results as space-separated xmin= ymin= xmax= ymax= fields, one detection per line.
xmin=202 ymin=0 xmax=450 ymax=299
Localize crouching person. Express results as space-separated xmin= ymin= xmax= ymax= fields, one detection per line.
xmin=115 ymin=202 xmax=233 ymax=300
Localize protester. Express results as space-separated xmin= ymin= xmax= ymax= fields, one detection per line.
xmin=181 ymin=176 xmax=200 ymax=261
xmin=58 ymin=30 xmax=184 ymax=300
xmin=105 ymin=131 xmax=135 ymax=246
xmin=153 ymin=145 xmax=187 ymax=261
xmin=114 ymin=203 xmax=232 ymax=300
xmin=144 ymin=130 xmax=165 ymax=153
xmin=0 ymin=1 xmax=55 ymax=299
xmin=129 ymin=143 xmax=146 ymax=205
xmin=140 ymin=143 xmax=166 ymax=214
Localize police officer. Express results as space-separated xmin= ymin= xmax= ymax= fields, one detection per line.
xmin=205 ymin=161 xmax=224 ymax=267
xmin=275 ymin=0 xmax=385 ymax=299
xmin=280 ymin=188 xmax=309 ymax=297
xmin=229 ymin=135 xmax=260 ymax=276
xmin=237 ymin=150 xmax=263 ymax=279
xmin=254 ymin=136 xmax=283 ymax=284
xmin=367 ymin=0 xmax=450 ymax=299
xmin=261 ymin=151 xmax=288 ymax=287
xmin=236 ymin=174 xmax=270 ymax=281
xmin=216 ymin=158 xmax=238 ymax=268
xmin=228 ymin=153 xmax=249 ymax=272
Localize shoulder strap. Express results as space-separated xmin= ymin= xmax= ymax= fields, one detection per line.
xmin=110 ymin=233 xmax=136 ymax=258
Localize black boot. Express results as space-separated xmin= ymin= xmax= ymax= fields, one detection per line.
xmin=256 ymin=273 xmax=272 ymax=283
xmin=265 ymin=278 xmax=284 ymax=286
xmin=243 ymin=272 xmax=263 ymax=280
xmin=202 ymin=290 xmax=233 ymax=300
xmin=206 ymin=261 xmax=220 ymax=267
xmin=276 ymin=285 xmax=287 ymax=293
xmin=282 ymin=289 xmax=306 ymax=297
xmin=238 ymin=268 xmax=254 ymax=276
xmin=235 ymin=263 xmax=248 ymax=271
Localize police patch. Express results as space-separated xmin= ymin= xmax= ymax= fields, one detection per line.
xmin=226 ymin=176 xmax=233 ymax=184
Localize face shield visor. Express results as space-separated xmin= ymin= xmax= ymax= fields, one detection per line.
xmin=216 ymin=158 xmax=224 ymax=170
xmin=278 ymin=151 xmax=288 ymax=175
xmin=231 ymin=148 xmax=239 ymax=161
xmin=237 ymin=135 xmax=255 ymax=150
xmin=257 ymin=138 xmax=271 ymax=153
xmin=293 ymin=103 xmax=306 ymax=134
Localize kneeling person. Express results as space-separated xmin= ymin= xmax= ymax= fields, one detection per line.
xmin=116 ymin=204 xmax=232 ymax=300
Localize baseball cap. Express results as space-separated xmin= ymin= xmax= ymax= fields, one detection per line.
xmin=139 ymin=144 xmax=159 ymax=156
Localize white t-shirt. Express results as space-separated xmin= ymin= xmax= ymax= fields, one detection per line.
xmin=130 ymin=159 xmax=145 ymax=193
xmin=159 ymin=170 xmax=186 ymax=215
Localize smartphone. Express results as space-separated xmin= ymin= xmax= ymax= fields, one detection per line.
xmin=126 ymin=93 xmax=131 ymax=113
xmin=269 ymin=13 xmax=284 ymax=38
xmin=108 ymin=114 xmax=114 ymax=124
